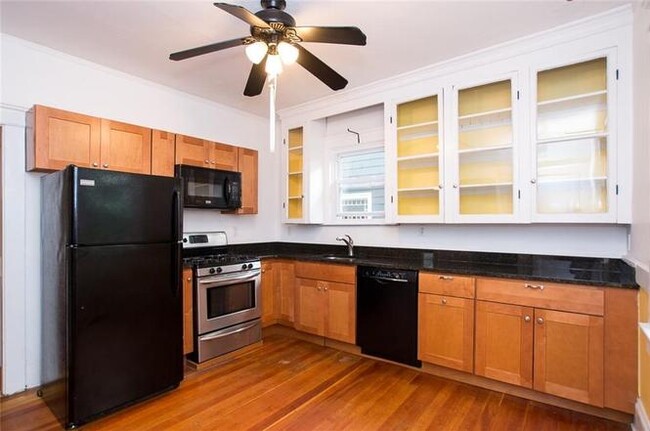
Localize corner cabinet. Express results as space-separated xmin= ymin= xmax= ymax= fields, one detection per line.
xmin=285 ymin=126 xmax=305 ymax=221
xmin=530 ymin=53 xmax=617 ymax=222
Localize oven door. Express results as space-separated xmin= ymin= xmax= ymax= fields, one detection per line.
xmin=197 ymin=269 xmax=261 ymax=335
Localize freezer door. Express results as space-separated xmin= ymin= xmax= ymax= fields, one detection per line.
xmin=70 ymin=167 xmax=181 ymax=245
xmin=68 ymin=243 xmax=183 ymax=426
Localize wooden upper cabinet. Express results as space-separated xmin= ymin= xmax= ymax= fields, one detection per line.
xmin=175 ymin=134 xmax=209 ymax=168
xmin=27 ymin=105 xmax=101 ymax=171
xmin=475 ymin=300 xmax=534 ymax=388
xmin=151 ymin=131 xmax=176 ymax=177
xmin=533 ymin=309 xmax=604 ymax=407
xmin=100 ymin=119 xmax=151 ymax=174
xmin=208 ymin=142 xmax=238 ymax=171
xmin=235 ymin=148 xmax=258 ymax=214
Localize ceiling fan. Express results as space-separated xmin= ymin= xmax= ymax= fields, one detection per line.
xmin=169 ymin=0 xmax=367 ymax=97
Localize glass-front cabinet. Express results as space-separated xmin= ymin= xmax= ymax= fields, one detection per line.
xmin=286 ymin=127 xmax=304 ymax=221
xmin=447 ymin=76 xmax=519 ymax=222
xmin=532 ymin=55 xmax=616 ymax=222
xmin=394 ymin=94 xmax=444 ymax=222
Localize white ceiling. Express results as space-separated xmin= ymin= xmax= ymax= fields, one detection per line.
xmin=0 ymin=0 xmax=630 ymax=117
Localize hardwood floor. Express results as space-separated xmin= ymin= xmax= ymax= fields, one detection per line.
xmin=1 ymin=335 xmax=629 ymax=430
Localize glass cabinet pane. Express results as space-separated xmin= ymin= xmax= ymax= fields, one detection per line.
xmin=396 ymin=96 xmax=441 ymax=217
xmin=287 ymin=127 xmax=304 ymax=219
xmin=457 ymin=80 xmax=513 ymax=215
xmin=535 ymin=58 xmax=608 ymax=214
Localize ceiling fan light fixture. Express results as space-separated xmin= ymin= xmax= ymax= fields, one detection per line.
xmin=245 ymin=41 xmax=268 ymax=64
xmin=265 ymin=53 xmax=283 ymax=76
xmin=277 ymin=41 xmax=299 ymax=65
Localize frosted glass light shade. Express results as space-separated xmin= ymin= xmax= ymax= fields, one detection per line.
xmin=265 ymin=54 xmax=283 ymax=76
xmin=277 ymin=42 xmax=299 ymax=65
xmin=245 ymin=41 xmax=268 ymax=64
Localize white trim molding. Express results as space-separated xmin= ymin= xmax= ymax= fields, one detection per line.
xmin=641 ymin=323 xmax=650 ymax=346
xmin=635 ymin=398 xmax=650 ymax=431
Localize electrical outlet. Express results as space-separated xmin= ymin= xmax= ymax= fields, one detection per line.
xmin=419 ymin=227 xmax=425 ymax=236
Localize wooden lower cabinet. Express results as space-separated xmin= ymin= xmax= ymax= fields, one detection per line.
xmin=277 ymin=261 xmax=295 ymax=322
xmin=182 ymin=267 xmax=194 ymax=355
xmin=475 ymin=301 xmax=534 ymax=387
xmin=261 ymin=261 xmax=277 ymax=326
xmin=533 ymin=309 xmax=604 ymax=407
xmin=294 ymin=262 xmax=356 ymax=344
xmin=418 ymin=293 xmax=474 ymax=372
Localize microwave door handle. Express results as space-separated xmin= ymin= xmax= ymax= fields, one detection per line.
xmin=224 ymin=177 xmax=232 ymax=205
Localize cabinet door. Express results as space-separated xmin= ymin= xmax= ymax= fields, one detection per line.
xmin=27 ymin=105 xmax=101 ymax=171
xmin=531 ymin=55 xmax=616 ymax=222
xmin=447 ymin=76 xmax=520 ymax=223
xmin=208 ymin=142 xmax=238 ymax=171
xmin=235 ymin=148 xmax=258 ymax=214
xmin=175 ymin=135 xmax=209 ymax=168
xmin=393 ymin=94 xmax=444 ymax=223
xmin=278 ymin=262 xmax=295 ymax=322
xmin=324 ymin=282 xmax=355 ymax=344
xmin=286 ymin=127 xmax=305 ymax=221
xmin=182 ymin=267 xmax=194 ymax=355
xmin=294 ymin=277 xmax=325 ymax=336
xmin=100 ymin=119 xmax=152 ymax=174
xmin=418 ymin=293 xmax=474 ymax=372
xmin=261 ymin=262 xmax=277 ymax=326
xmin=151 ymin=130 xmax=176 ymax=177
xmin=533 ymin=309 xmax=604 ymax=406
xmin=475 ymin=300 xmax=533 ymax=387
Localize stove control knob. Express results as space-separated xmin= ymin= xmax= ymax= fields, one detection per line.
xmin=247 ymin=263 xmax=253 ymax=269
xmin=216 ymin=267 xmax=223 ymax=274
xmin=209 ymin=268 xmax=216 ymax=274
xmin=242 ymin=264 xmax=247 ymax=270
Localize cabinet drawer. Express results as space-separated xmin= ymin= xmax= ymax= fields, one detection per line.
xmin=476 ymin=277 xmax=604 ymax=316
xmin=294 ymin=262 xmax=355 ymax=284
xmin=420 ymin=272 xmax=475 ymax=298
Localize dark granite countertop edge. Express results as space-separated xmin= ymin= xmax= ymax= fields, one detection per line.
xmin=225 ymin=242 xmax=639 ymax=289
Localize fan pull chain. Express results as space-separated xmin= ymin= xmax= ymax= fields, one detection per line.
xmin=269 ymin=75 xmax=277 ymax=153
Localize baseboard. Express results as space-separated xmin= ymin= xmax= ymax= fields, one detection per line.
xmin=634 ymin=399 xmax=650 ymax=431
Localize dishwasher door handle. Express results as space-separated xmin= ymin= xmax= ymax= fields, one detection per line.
xmin=366 ymin=275 xmax=409 ymax=283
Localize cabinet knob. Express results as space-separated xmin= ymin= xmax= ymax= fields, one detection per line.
xmin=186 ymin=277 xmax=191 ymax=282
xmin=441 ymin=298 xmax=447 ymax=305
xmin=536 ymin=317 xmax=544 ymax=325
xmin=524 ymin=315 xmax=531 ymax=322
xmin=317 ymin=286 xmax=322 ymax=291
xmin=103 ymin=163 xmax=109 ymax=168
xmin=453 ymin=184 xmax=458 ymax=189
xmin=530 ymin=178 xmax=537 ymax=184
xmin=438 ymin=184 xmax=444 ymax=189
xmin=92 ymin=162 xmax=98 ymax=167
xmin=324 ymin=286 xmax=329 ymax=292
xmin=211 ymin=160 xmax=216 ymax=164
xmin=205 ymin=160 xmax=210 ymax=164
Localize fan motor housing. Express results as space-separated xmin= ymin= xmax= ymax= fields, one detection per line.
xmin=256 ymin=0 xmax=296 ymax=27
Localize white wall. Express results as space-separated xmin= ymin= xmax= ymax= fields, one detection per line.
xmin=0 ymin=34 xmax=275 ymax=395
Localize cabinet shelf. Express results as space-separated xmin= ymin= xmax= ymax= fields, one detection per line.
xmin=397 ymin=153 xmax=439 ymax=162
xmin=397 ymin=120 xmax=438 ymax=131
xmin=537 ymin=131 xmax=607 ymax=145
xmin=398 ymin=186 xmax=440 ymax=193
xmin=537 ymin=176 xmax=607 ymax=185
xmin=288 ymin=146 xmax=303 ymax=152
xmin=288 ymin=171 xmax=302 ymax=176
xmin=537 ymin=90 xmax=607 ymax=107
xmin=459 ymin=107 xmax=512 ymax=121
xmin=458 ymin=144 xmax=512 ymax=154
xmin=288 ymin=195 xmax=304 ymax=200
xmin=460 ymin=182 xmax=513 ymax=189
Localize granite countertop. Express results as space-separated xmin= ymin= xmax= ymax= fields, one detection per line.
xmin=226 ymin=242 xmax=638 ymax=289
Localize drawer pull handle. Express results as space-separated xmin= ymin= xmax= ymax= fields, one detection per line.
xmin=524 ymin=283 xmax=544 ymax=291
xmin=439 ymin=276 xmax=454 ymax=281
xmin=523 ymin=315 xmax=531 ymax=322
xmin=537 ymin=317 xmax=544 ymax=325
xmin=441 ymin=298 xmax=447 ymax=305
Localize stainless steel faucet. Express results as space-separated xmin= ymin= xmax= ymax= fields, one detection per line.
xmin=336 ymin=234 xmax=354 ymax=257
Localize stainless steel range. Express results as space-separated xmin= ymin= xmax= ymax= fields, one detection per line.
xmin=182 ymin=231 xmax=261 ymax=363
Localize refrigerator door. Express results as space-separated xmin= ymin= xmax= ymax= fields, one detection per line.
xmin=69 ymin=243 xmax=183 ymax=426
xmin=70 ymin=166 xmax=181 ymax=246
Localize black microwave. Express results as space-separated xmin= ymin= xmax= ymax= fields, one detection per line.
xmin=175 ymin=165 xmax=241 ymax=210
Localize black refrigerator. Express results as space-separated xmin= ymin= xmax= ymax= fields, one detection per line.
xmin=41 ymin=166 xmax=184 ymax=429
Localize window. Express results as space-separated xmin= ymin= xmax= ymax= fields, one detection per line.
xmin=336 ymin=148 xmax=385 ymax=221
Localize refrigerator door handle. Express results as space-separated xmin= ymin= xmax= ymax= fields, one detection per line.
xmin=172 ymin=188 xmax=182 ymax=297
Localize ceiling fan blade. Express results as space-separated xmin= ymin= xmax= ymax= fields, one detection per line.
xmin=295 ymin=45 xmax=348 ymax=91
xmin=244 ymin=56 xmax=268 ymax=97
xmin=170 ymin=37 xmax=247 ymax=61
xmin=214 ymin=2 xmax=272 ymax=29
xmin=293 ymin=26 xmax=367 ymax=46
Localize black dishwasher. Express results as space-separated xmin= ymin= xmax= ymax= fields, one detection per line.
xmin=356 ymin=266 xmax=421 ymax=367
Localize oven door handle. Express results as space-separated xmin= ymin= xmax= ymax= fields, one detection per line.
xmin=199 ymin=321 xmax=258 ymax=341
xmin=198 ymin=270 xmax=261 ymax=287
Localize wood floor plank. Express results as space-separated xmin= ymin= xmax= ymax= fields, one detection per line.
xmin=0 ymin=334 xmax=630 ymax=431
